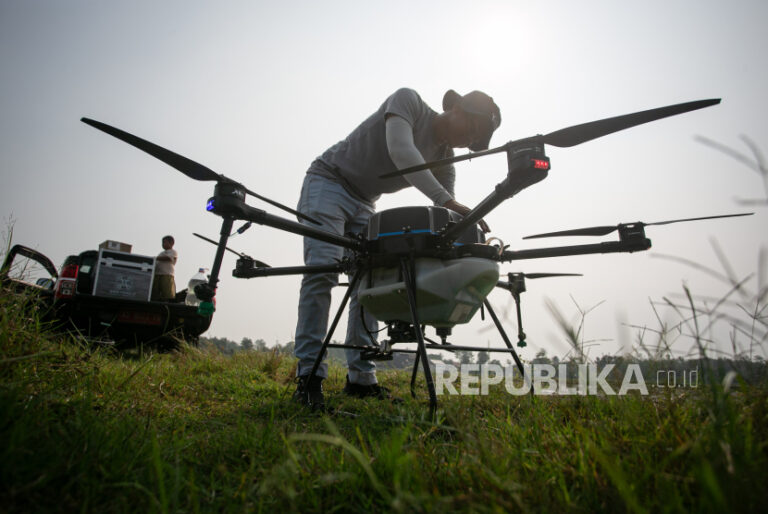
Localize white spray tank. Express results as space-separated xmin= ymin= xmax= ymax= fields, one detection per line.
xmin=358 ymin=257 xmax=498 ymax=327
xmin=185 ymin=268 xmax=208 ymax=306
xmin=357 ymin=206 xmax=500 ymax=328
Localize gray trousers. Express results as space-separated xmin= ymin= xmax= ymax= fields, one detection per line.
xmin=294 ymin=173 xmax=379 ymax=385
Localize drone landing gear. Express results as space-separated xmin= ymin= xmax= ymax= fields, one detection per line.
xmin=483 ymin=300 xmax=530 ymax=392
xmin=358 ymin=321 xmax=420 ymax=361
xmin=305 ymin=256 xmax=532 ymax=417
xmin=187 ymin=216 xmax=235 ymax=314
xmin=401 ymin=257 xmax=438 ymax=413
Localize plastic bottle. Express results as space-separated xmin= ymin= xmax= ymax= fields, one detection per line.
xmin=185 ymin=268 xmax=208 ymax=306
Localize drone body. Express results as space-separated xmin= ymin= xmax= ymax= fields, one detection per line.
xmin=358 ymin=206 xmax=499 ymax=327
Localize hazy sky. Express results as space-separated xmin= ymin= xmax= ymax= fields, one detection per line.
xmin=2 ymin=0 xmax=766 ymax=360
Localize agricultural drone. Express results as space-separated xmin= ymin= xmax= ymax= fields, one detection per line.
xmin=81 ymin=97 xmax=752 ymax=411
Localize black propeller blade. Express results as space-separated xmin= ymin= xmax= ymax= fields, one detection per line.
xmin=192 ymin=232 xmax=270 ymax=268
xmin=517 ymin=272 xmax=583 ymax=279
xmin=82 ymin=118 xmax=222 ymax=182
xmin=542 ymin=98 xmax=720 ymax=148
xmin=523 ymin=212 xmax=753 ymax=240
xmin=380 ymin=98 xmax=720 ymax=178
xmin=497 ymin=272 xmax=582 ymax=288
xmin=81 ymin=118 xmax=321 ymax=225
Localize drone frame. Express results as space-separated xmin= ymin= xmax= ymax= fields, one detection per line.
xmin=210 ymin=144 xmax=656 ymax=413
xmin=80 ymin=96 xmax=732 ymax=413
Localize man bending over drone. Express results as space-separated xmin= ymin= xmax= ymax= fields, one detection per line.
xmin=294 ymin=88 xmax=502 ymax=409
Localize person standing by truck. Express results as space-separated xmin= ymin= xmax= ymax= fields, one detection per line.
xmin=152 ymin=235 xmax=177 ymax=301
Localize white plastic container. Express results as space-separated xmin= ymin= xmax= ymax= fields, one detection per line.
xmin=185 ymin=268 xmax=208 ymax=306
xmin=358 ymin=257 xmax=499 ymax=327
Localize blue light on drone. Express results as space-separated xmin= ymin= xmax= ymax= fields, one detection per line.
xmin=206 ymin=199 xmax=215 ymax=211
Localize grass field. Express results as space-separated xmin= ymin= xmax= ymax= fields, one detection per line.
xmin=1 ymin=288 xmax=767 ymax=513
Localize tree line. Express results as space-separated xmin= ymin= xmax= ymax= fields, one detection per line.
xmin=199 ymin=336 xmax=767 ymax=385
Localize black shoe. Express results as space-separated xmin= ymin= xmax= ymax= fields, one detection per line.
xmin=342 ymin=375 xmax=398 ymax=401
xmin=293 ymin=374 xmax=325 ymax=411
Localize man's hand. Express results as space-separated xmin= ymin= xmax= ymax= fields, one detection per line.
xmin=442 ymin=199 xmax=491 ymax=233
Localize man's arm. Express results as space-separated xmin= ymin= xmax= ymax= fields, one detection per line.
xmin=385 ymin=115 xmax=489 ymax=232
xmin=156 ymin=250 xmax=177 ymax=264
xmin=385 ymin=115 xmax=453 ymax=206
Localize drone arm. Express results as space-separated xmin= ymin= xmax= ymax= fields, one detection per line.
xmin=208 ymin=189 xmax=362 ymax=251
xmin=441 ymin=145 xmax=549 ymax=242
xmin=252 ymin=208 xmax=361 ymax=250
xmin=441 ymin=178 xmax=516 ymax=241
xmin=233 ymin=262 xmax=346 ymax=279
xmin=502 ymin=238 xmax=651 ymax=262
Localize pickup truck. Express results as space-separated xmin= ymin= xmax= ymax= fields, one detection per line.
xmin=1 ymin=244 xmax=212 ymax=350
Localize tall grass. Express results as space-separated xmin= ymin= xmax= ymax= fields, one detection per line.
xmin=3 ymin=137 xmax=767 ymax=511
xmin=1 ymin=287 xmax=767 ymax=513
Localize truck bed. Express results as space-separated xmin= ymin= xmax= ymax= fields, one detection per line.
xmin=2 ymin=244 xmax=212 ymax=350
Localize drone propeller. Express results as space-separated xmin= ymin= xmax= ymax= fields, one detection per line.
xmin=496 ymin=272 xmax=582 ymax=289
xmin=80 ymin=118 xmax=321 ymax=226
xmin=541 ymin=98 xmax=720 ymax=147
xmin=380 ymin=98 xmax=721 ymax=178
xmin=509 ymin=272 xmax=582 ymax=280
xmin=523 ymin=212 xmax=753 ymax=239
xmin=192 ymin=232 xmax=270 ymax=267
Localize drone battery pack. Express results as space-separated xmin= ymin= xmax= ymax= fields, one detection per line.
xmin=365 ymin=205 xmax=483 ymax=250
xmin=92 ymin=249 xmax=156 ymax=301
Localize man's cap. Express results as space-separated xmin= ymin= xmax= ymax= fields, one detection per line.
xmin=443 ymin=89 xmax=501 ymax=151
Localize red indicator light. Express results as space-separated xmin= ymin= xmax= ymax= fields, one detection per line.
xmin=532 ymin=159 xmax=550 ymax=170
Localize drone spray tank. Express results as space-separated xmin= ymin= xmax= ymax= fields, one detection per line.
xmin=357 ymin=206 xmax=500 ymax=327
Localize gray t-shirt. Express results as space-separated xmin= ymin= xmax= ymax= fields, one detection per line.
xmin=308 ymin=88 xmax=455 ymax=205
